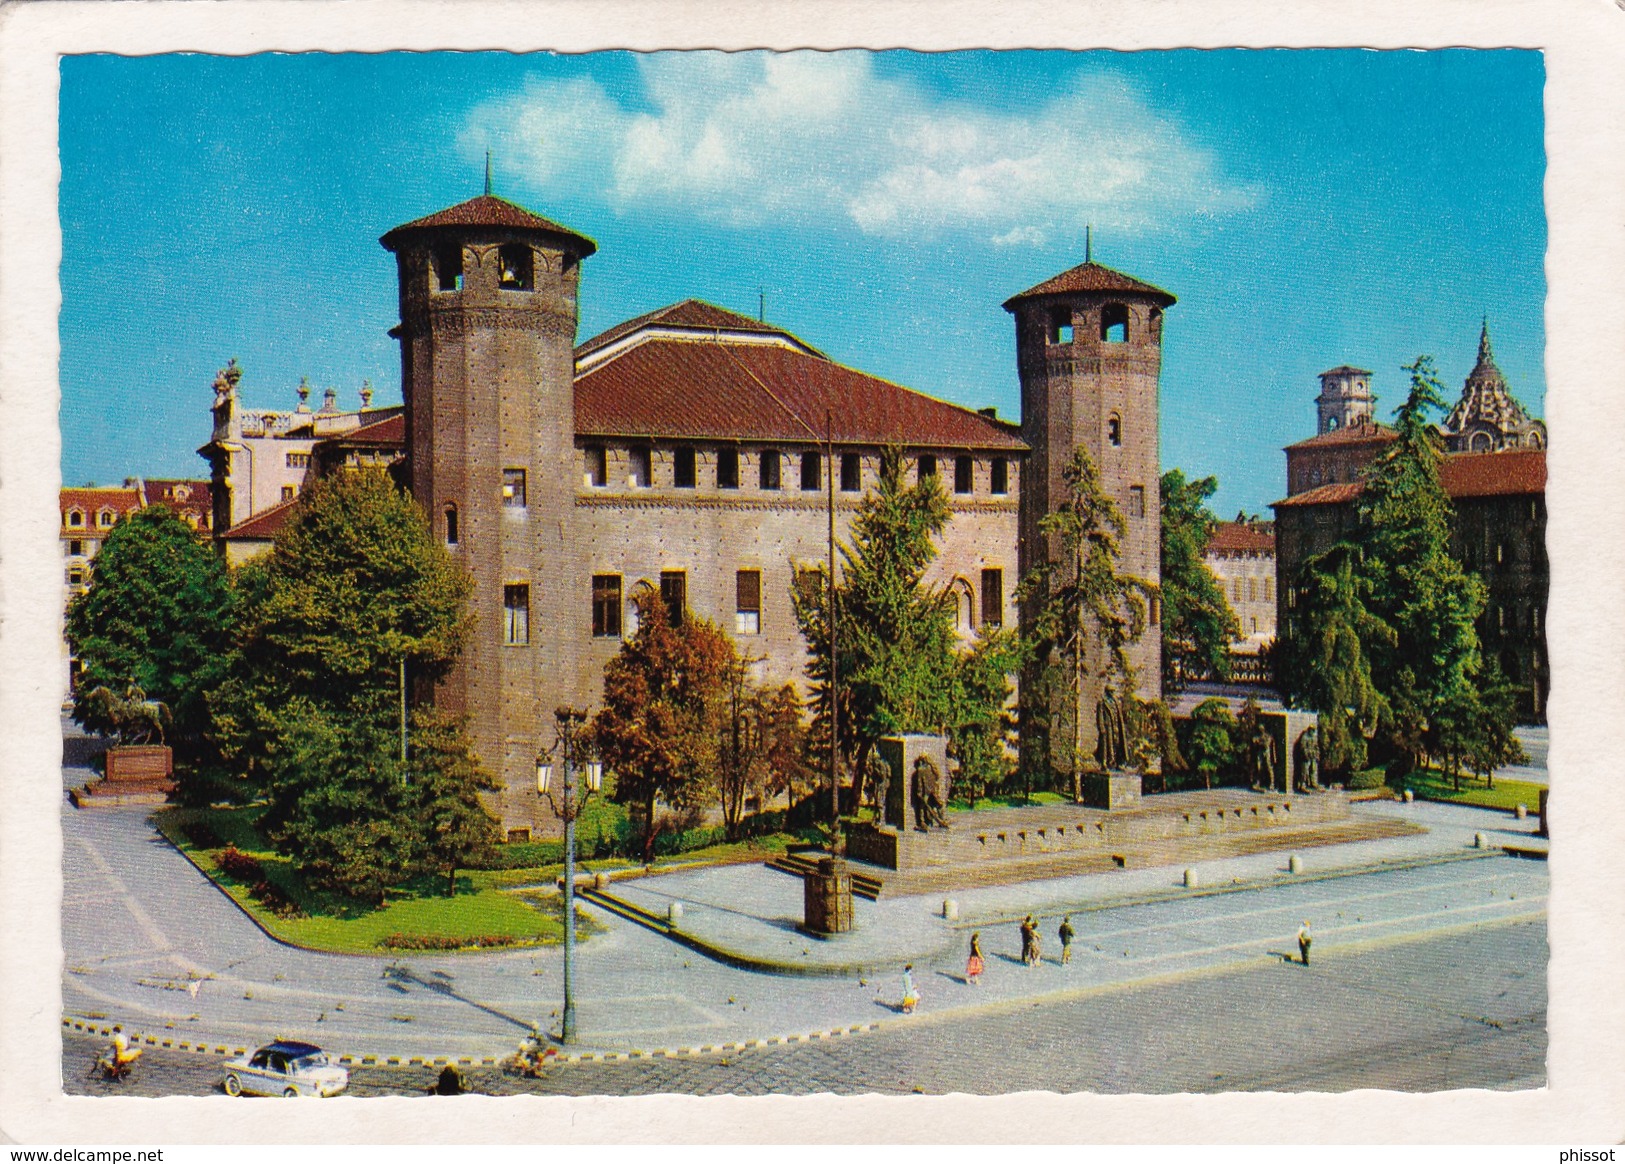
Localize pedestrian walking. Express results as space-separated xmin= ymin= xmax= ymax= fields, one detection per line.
xmin=1297 ymin=920 xmax=1312 ymax=966
xmin=1058 ymin=916 xmax=1075 ymax=964
xmin=1018 ymin=915 xmax=1034 ymax=966
xmin=966 ymin=933 xmax=985 ymax=985
xmin=901 ymin=963 xmax=920 ymax=1013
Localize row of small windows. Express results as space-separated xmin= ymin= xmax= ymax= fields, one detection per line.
xmin=432 ymin=242 xmax=577 ymax=294
xmin=1048 ymin=303 xmax=1152 ymax=346
xmin=1229 ymin=576 xmax=1275 ymax=604
xmin=574 ymin=449 xmax=1010 ymax=497
xmin=503 ymin=567 xmax=1007 ymax=645
xmin=63 ymin=509 xmax=118 ymax=530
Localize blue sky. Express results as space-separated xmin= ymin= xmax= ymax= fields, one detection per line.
xmin=59 ymin=49 xmax=1545 ymax=516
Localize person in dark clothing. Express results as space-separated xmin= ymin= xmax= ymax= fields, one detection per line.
xmin=1297 ymin=920 xmax=1312 ymax=966
xmin=1058 ymin=916 xmax=1076 ymax=964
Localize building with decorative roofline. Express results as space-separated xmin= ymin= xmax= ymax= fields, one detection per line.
xmin=1272 ymin=326 xmax=1548 ymax=720
xmin=1204 ymin=520 xmax=1276 ymax=666
xmin=351 ymin=193 xmax=1175 ymax=835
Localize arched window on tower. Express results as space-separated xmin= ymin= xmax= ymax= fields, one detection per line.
xmin=1470 ymin=431 xmax=1493 ymax=452
xmin=1107 ymin=413 xmax=1122 ymax=447
xmin=498 ymin=243 xmax=534 ymax=291
xmin=1049 ymin=309 xmax=1073 ymax=345
xmin=1100 ymin=303 xmax=1129 ymax=343
xmin=444 ymin=504 xmax=458 ymax=546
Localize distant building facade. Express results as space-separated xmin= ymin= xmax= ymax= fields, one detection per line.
xmin=60 ymin=477 xmax=213 ymax=690
xmin=1204 ymin=520 xmax=1276 ymax=670
xmin=1272 ymin=325 xmax=1548 ymax=720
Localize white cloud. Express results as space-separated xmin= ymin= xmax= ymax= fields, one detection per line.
xmin=463 ymin=53 xmax=1259 ymax=244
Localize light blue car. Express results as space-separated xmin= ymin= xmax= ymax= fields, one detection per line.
xmin=222 ymin=1040 xmax=348 ymax=1097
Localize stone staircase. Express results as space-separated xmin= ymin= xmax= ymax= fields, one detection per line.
xmin=764 ymin=853 xmax=885 ymax=900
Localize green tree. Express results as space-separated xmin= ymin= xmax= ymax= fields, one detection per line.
xmin=1187 ymin=698 xmax=1237 ymax=790
xmin=210 ymin=469 xmax=477 ymax=901
xmin=1159 ymin=470 xmax=1241 ymax=690
xmin=66 ymin=504 xmax=231 ymax=777
xmin=1018 ymin=446 xmax=1154 ymax=800
xmin=943 ymin=627 xmax=1025 ymax=808
xmin=594 ymin=597 xmax=733 ymax=854
xmin=1282 ymin=547 xmax=1391 ymax=778
xmin=406 ymin=709 xmax=501 ymax=896
xmin=1358 ymin=356 xmax=1494 ymax=776
xmin=791 ymin=448 xmax=1020 ymax=810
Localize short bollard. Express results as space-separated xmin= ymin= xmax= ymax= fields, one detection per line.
xmin=1183 ymin=868 xmax=1198 ymax=889
xmin=667 ymin=902 xmax=684 ymax=926
xmin=942 ymin=899 xmax=959 ymax=921
xmin=593 ymin=872 xmax=609 ymax=890
xmin=1403 ymin=789 xmax=1414 ymax=803
xmin=1474 ymin=832 xmax=1487 ymax=849
xmin=1288 ymin=854 xmax=1303 ymax=874
xmin=1515 ymin=804 xmax=1528 ymax=820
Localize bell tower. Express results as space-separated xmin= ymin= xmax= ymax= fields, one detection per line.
xmin=1315 ymin=366 xmax=1376 ymax=435
xmin=382 ymin=194 xmax=596 ymax=834
xmin=1006 ymin=257 xmax=1174 ymax=779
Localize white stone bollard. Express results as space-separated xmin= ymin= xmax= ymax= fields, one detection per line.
xmin=1474 ymin=832 xmax=1487 ymax=849
xmin=1403 ymin=789 xmax=1414 ymax=803
xmin=1288 ymin=854 xmax=1303 ymax=874
xmin=593 ymin=872 xmax=609 ymax=890
xmin=667 ymin=902 xmax=684 ymax=926
xmin=1515 ymin=804 xmax=1528 ymax=820
xmin=1183 ymin=868 xmax=1198 ymax=889
xmin=942 ymin=899 xmax=959 ymax=921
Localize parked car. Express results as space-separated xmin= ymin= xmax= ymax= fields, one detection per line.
xmin=222 ymin=1040 xmax=348 ymax=1097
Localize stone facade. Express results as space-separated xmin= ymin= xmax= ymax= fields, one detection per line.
xmin=1314 ymin=365 xmax=1376 ymax=435
xmin=1440 ymin=321 xmax=1546 ymax=453
xmin=1204 ymin=521 xmax=1276 ymax=654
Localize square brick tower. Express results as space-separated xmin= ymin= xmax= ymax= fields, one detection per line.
xmin=1005 ymin=258 xmax=1174 ymax=779
xmin=382 ymin=195 xmax=597 ymax=834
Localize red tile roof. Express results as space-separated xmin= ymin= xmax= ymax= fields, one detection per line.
xmin=1003 ymin=261 xmax=1176 ymax=309
xmin=141 ymin=478 xmax=212 ymax=511
xmin=1273 ymin=449 xmax=1546 ymax=510
xmin=575 ymin=334 xmax=1025 ymax=450
xmin=324 ymin=413 xmax=404 ymax=446
xmin=1285 ymin=422 xmax=1397 ymax=451
xmin=61 ymin=487 xmax=142 ymax=521
xmin=1439 ymin=447 xmax=1546 ymax=498
xmin=1320 ymin=365 xmax=1373 ymax=377
xmin=221 ymin=497 xmax=298 ymax=541
xmin=380 ymin=195 xmax=596 ymax=257
xmin=576 ymin=299 xmax=794 ymax=363
xmin=1206 ymin=522 xmax=1276 ymax=555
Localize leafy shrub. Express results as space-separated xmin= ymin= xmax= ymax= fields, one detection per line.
xmin=379 ymin=932 xmax=521 ymax=951
xmin=1348 ymin=767 xmax=1388 ymax=790
xmin=250 ymin=878 xmax=307 ymax=919
xmin=183 ymin=821 xmax=223 ymax=849
xmin=217 ymin=846 xmax=264 ymax=882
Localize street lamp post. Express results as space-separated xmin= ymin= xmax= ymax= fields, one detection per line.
xmin=534 ymin=706 xmax=602 ymax=1044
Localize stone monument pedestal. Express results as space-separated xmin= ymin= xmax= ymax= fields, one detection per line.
xmin=803 ymin=856 xmax=854 ymax=935
xmin=1083 ymin=770 xmax=1142 ymax=811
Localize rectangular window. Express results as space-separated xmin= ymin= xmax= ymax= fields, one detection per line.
xmin=1263 ymin=577 xmax=1273 ymax=603
xmin=673 ymin=447 xmax=697 ymax=488
xmin=990 ymin=457 xmax=1009 ymax=495
xmin=981 ymin=569 xmax=1003 ymax=628
xmin=660 ymin=571 xmax=687 ymax=625
xmin=67 ymin=567 xmax=85 ymax=586
xmin=840 ymin=453 xmax=862 ymax=492
xmin=954 ymin=455 xmax=974 ymax=495
xmin=759 ymin=449 xmax=781 ymax=490
xmin=444 ymin=506 xmax=459 ymax=546
xmin=917 ymin=454 xmax=937 ymax=484
xmin=285 ymin=452 xmax=310 ymax=469
xmin=1129 ymin=484 xmax=1146 ymax=518
xmin=585 ymin=446 xmax=607 ymax=487
xmin=629 ymin=446 xmax=652 ymax=488
xmin=717 ymin=449 xmax=740 ymax=489
xmin=1051 ymin=310 xmax=1073 ymax=344
xmin=68 ymin=540 xmax=83 ymax=556
xmin=503 ymin=584 xmax=530 ymax=645
xmin=498 ymin=243 xmax=534 ymax=291
xmin=503 ymin=468 xmax=527 ymax=508
xmin=434 ymin=243 xmax=463 ymax=292
xmin=592 ymin=574 xmax=622 ymax=638
xmin=801 ymin=451 xmax=821 ymax=491
xmin=735 ymin=569 xmax=762 ymax=635
xmin=280 ymin=485 xmax=296 ymax=503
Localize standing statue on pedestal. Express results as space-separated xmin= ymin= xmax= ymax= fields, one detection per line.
xmin=1295 ymin=726 xmax=1320 ymax=790
xmin=1094 ymin=688 xmax=1129 ymax=772
xmin=866 ymin=752 xmax=892 ymax=820
xmin=1249 ymin=723 xmax=1279 ymax=791
xmin=911 ymin=754 xmax=949 ymax=831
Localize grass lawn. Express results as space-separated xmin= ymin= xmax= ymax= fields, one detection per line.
xmin=155 ymin=803 xmax=808 ymax=954
xmin=1398 ymin=769 xmax=1545 ymax=813
xmin=949 ymin=790 xmax=1069 ymax=812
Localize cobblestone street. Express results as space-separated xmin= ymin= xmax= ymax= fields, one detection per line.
xmin=66 ymin=919 xmax=1545 ymax=1097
